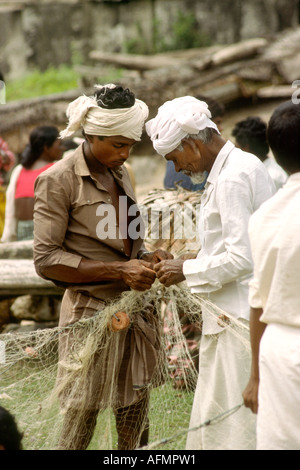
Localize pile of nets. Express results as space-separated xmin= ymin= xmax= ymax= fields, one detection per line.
xmin=141 ymin=187 xmax=202 ymax=257
xmin=0 ymin=282 xmax=251 ymax=450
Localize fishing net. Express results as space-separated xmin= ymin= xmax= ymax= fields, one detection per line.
xmin=141 ymin=187 xmax=202 ymax=258
xmin=0 ymin=188 xmax=254 ymax=450
xmin=0 ymin=283 xmax=252 ymax=451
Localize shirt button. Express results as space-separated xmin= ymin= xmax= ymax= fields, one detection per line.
xmin=87 ymin=199 xmax=90 ymax=203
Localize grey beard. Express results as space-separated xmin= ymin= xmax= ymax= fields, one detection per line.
xmin=190 ymin=171 xmax=208 ymax=185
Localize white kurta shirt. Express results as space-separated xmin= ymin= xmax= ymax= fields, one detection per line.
xmin=263 ymin=156 xmax=288 ymax=191
xmin=248 ymin=172 xmax=300 ymax=328
xmin=183 ymin=140 xmax=276 ymax=334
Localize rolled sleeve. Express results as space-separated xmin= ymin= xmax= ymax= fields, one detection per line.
xmin=33 ymin=171 xmax=82 ymax=279
xmin=248 ymin=277 xmax=263 ymax=309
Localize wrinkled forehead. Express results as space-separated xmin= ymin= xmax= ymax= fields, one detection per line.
xmin=103 ymin=135 xmax=137 ymax=145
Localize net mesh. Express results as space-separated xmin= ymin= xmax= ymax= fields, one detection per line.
xmin=0 ymin=283 xmax=252 ymax=450
xmin=0 ymin=188 xmax=254 ymax=450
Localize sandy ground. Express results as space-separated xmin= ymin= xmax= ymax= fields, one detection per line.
xmin=130 ymin=98 xmax=285 ymax=202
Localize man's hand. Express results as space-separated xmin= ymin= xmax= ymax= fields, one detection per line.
xmin=153 ymin=259 xmax=185 ymax=287
xmin=121 ymin=259 xmax=156 ymax=291
xmin=179 ymin=251 xmax=198 ymax=261
xmin=141 ymin=249 xmax=174 ymax=266
xmin=242 ymin=376 xmax=259 ymax=414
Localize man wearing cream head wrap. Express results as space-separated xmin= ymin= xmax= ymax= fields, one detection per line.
xmin=33 ymin=84 xmax=172 ymax=450
xmin=147 ymin=96 xmax=276 ymax=450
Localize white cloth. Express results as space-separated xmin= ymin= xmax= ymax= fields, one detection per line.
xmin=257 ymin=323 xmax=300 ymax=450
xmin=248 ymin=172 xmax=300 ymax=327
xmin=183 ymin=141 xmax=276 ymax=335
xmin=185 ymin=141 xmax=275 ymax=451
xmin=248 ymin=172 xmax=300 ymax=450
xmin=60 ymin=85 xmax=149 ymax=140
xmin=186 ymin=326 xmax=256 ymax=450
xmin=145 ymin=96 xmax=220 ymax=157
xmin=263 ymin=156 xmax=288 ymax=191
xmin=1 ymin=164 xmax=22 ymax=242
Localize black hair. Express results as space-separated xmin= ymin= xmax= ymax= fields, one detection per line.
xmin=267 ymin=100 xmax=300 ymax=173
xmin=20 ymin=125 xmax=59 ymax=169
xmin=195 ymin=94 xmax=225 ymax=120
xmin=83 ymin=85 xmax=136 ymax=141
xmin=232 ymin=116 xmax=269 ymax=160
xmin=94 ymin=85 xmax=135 ymax=109
xmin=0 ymin=406 xmax=23 ymax=450
xmin=60 ymin=138 xmax=79 ymax=151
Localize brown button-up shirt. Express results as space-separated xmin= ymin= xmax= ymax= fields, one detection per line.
xmin=33 ymin=145 xmax=145 ymax=301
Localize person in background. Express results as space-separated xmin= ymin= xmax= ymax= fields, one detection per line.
xmin=243 ymin=101 xmax=300 ymax=450
xmin=163 ymin=95 xmax=225 ymax=191
xmin=1 ymin=125 xmax=64 ymax=242
xmin=0 ymin=137 xmax=15 ymax=238
xmin=0 ymin=406 xmax=23 ymax=450
xmin=232 ymin=116 xmax=288 ymax=191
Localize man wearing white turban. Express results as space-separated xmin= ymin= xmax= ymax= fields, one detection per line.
xmin=33 ymin=84 xmax=172 ymax=450
xmin=146 ymin=96 xmax=277 ymax=450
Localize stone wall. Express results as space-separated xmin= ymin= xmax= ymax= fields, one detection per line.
xmin=0 ymin=0 xmax=299 ymax=79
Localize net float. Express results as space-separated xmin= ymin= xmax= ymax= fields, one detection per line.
xmin=108 ymin=311 xmax=130 ymax=332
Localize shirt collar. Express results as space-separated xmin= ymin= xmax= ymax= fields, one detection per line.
xmin=74 ymin=144 xmax=91 ymax=177
xmin=206 ymin=140 xmax=235 ymax=185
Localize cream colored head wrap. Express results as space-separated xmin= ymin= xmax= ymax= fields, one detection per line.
xmin=60 ymin=84 xmax=149 ymax=141
xmin=145 ymin=96 xmax=220 ymax=157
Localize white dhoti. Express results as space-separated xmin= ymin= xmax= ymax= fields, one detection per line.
xmin=186 ymin=326 xmax=256 ymax=450
xmin=257 ymin=323 xmax=300 ymax=450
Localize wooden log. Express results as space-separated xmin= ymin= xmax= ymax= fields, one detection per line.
xmin=0 ymin=88 xmax=94 ymax=135
xmin=210 ymin=38 xmax=268 ymax=67
xmin=186 ymin=59 xmax=258 ymax=89
xmin=256 ymin=85 xmax=296 ymax=99
xmin=0 ymin=240 xmax=33 ymax=259
xmin=89 ymin=39 xmax=268 ymax=73
xmin=199 ymin=76 xmax=244 ymax=104
xmin=236 ymin=60 xmax=275 ymax=82
xmin=89 ymin=50 xmax=180 ymax=71
xmin=276 ymin=52 xmax=300 ymax=83
xmin=0 ymin=260 xmax=63 ymax=296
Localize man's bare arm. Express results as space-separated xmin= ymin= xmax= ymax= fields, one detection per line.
xmin=242 ymin=307 xmax=266 ymax=414
xmin=42 ymin=258 xmax=157 ymax=292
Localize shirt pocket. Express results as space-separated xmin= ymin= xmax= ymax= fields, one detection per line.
xmin=70 ymin=184 xmax=115 ymax=240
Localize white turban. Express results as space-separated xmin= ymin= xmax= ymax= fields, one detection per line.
xmin=145 ymin=96 xmax=220 ymax=157
xmin=60 ymin=84 xmax=149 ymax=141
